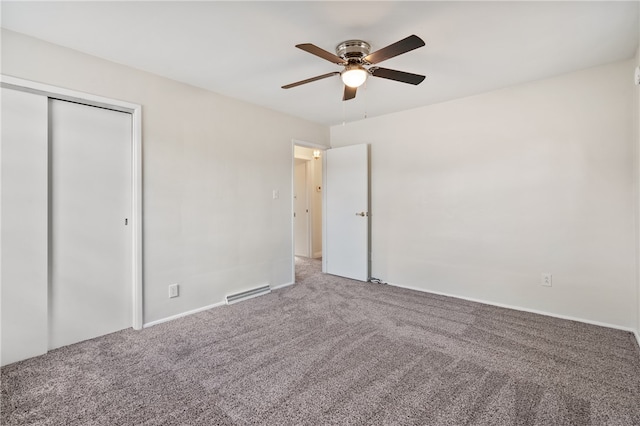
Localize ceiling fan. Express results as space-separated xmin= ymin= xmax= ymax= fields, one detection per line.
xmin=282 ymin=34 xmax=426 ymax=101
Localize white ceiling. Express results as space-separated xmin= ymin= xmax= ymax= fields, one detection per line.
xmin=2 ymin=1 xmax=638 ymax=126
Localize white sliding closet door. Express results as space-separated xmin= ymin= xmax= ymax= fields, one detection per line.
xmin=49 ymin=99 xmax=132 ymax=350
xmin=1 ymin=87 xmax=49 ymax=365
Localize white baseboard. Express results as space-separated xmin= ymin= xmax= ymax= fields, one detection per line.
xmin=143 ymin=301 xmax=226 ymax=328
xmin=143 ymin=281 xmax=296 ymax=328
xmin=313 ymin=251 xmax=322 ymax=259
xmin=385 ymin=281 xmax=637 ymax=335
xmin=271 ymin=281 xmax=295 ymax=290
xmin=142 ymin=280 xmax=640 ymax=355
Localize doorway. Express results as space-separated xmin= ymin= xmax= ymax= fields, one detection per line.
xmin=292 ymin=143 xmax=324 ymax=281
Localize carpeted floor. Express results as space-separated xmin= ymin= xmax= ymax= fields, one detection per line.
xmin=2 ymin=257 xmax=640 ymax=425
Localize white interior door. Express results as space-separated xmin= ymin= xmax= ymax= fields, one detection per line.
xmin=49 ymin=99 xmax=132 ymax=350
xmin=294 ymin=159 xmax=310 ymax=257
xmin=324 ymin=144 xmax=369 ymax=281
xmin=1 ymin=88 xmax=49 ymax=365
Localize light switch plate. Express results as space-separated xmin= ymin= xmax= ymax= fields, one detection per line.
xmin=169 ymin=283 xmax=179 ymax=298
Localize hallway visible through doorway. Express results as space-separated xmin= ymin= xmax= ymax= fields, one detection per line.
xmin=293 ymin=144 xmax=323 ymax=280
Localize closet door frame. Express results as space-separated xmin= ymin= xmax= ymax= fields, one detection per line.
xmin=1 ymin=75 xmax=144 ymax=330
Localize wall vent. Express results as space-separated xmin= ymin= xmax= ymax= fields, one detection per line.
xmin=225 ymin=285 xmax=271 ymax=305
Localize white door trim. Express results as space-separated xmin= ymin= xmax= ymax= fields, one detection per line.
xmin=292 ymin=139 xmax=329 ymax=151
xmin=1 ymin=75 xmax=144 ymax=330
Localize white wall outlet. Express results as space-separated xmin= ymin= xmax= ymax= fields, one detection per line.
xmin=541 ymin=273 xmax=552 ymax=287
xmin=169 ymin=283 xmax=179 ymax=298
xmin=272 ymin=189 xmax=279 ymax=200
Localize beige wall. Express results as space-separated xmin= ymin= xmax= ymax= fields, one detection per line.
xmin=1 ymin=29 xmax=329 ymax=325
xmin=332 ymin=59 xmax=637 ymax=329
xmin=2 ymin=27 xmax=638 ymax=350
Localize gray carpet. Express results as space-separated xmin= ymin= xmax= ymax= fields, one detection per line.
xmin=2 ymin=257 xmax=640 ymax=425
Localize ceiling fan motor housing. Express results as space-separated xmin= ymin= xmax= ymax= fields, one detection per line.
xmin=336 ymin=40 xmax=371 ymax=62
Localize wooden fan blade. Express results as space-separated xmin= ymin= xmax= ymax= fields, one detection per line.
xmin=343 ymin=85 xmax=357 ymax=101
xmin=370 ymin=67 xmax=425 ymax=85
xmin=282 ymin=72 xmax=340 ymax=89
xmin=363 ymin=35 xmax=425 ymax=65
xmin=296 ymin=43 xmax=347 ymax=65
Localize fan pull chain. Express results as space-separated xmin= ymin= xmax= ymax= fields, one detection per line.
xmin=342 ymin=100 xmax=346 ymax=126
xmin=363 ymin=81 xmax=368 ymax=119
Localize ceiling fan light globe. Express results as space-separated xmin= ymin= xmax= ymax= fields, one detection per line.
xmin=341 ymin=68 xmax=368 ymax=88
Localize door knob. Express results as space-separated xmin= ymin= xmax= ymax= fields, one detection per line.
xmin=355 ymin=212 xmax=368 ymax=217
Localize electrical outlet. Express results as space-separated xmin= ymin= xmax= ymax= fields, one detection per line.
xmin=541 ymin=273 xmax=552 ymax=287
xmin=169 ymin=283 xmax=179 ymax=298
